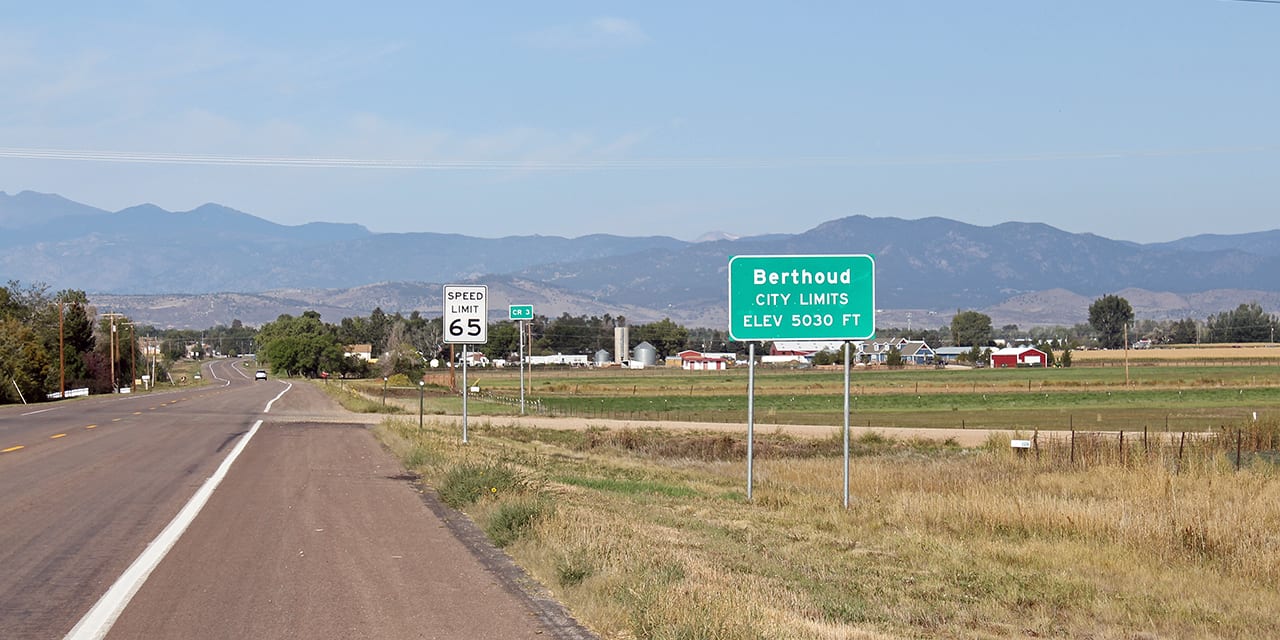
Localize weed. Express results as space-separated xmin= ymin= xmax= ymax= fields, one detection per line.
xmin=437 ymin=462 xmax=522 ymax=508
xmin=485 ymin=498 xmax=551 ymax=547
xmin=555 ymin=551 xmax=594 ymax=587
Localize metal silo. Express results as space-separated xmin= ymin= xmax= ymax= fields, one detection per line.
xmin=632 ymin=341 xmax=657 ymax=367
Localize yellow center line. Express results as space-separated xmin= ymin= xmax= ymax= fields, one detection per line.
xmin=112 ymin=418 xmax=122 ymax=422
xmin=86 ymin=424 xmax=97 ymax=429
xmin=51 ymin=433 xmax=68 ymax=439
xmin=133 ymin=412 xmax=142 ymax=415
xmin=2 ymin=445 xmax=24 ymax=453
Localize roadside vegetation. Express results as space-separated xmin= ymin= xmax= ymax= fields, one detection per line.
xmin=314 ymin=378 xmax=406 ymax=414
xmin=376 ymin=414 xmax=1280 ymax=639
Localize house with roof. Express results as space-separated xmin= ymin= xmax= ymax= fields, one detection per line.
xmin=344 ymin=344 xmax=374 ymax=362
xmin=934 ymin=346 xmax=971 ymax=364
xmin=769 ymin=340 xmax=848 ymax=358
xmin=677 ymin=350 xmax=729 ymax=371
xmin=859 ymin=338 xmax=935 ymax=365
xmin=991 ymin=346 xmax=1047 ymax=368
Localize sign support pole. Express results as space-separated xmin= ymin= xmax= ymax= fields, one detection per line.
xmin=518 ymin=319 xmax=526 ymax=414
xmin=462 ymin=344 xmax=469 ymax=443
xmin=747 ymin=341 xmax=756 ymax=502
xmin=843 ymin=341 xmax=851 ymax=509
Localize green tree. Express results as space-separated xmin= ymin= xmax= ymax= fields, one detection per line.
xmin=483 ymin=322 xmax=521 ymax=361
xmin=1060 ymin=347 xmax=1073 ymax=368
xmin=257 ymin=311 xmax=346 ymax=377
xmin=631 ymin=318 xmax=689 ymax=359
xmin=1205 ymin=303 xmax=1277 ymax=343
xmin=0 ymin=316 xmax=52 ymax=403
xmin=811 ymin=347 xmax=845 ymax=366
xmin=884 ymin=346 xmax=903 ymax=367
xmin=541 ymin=313 xmax=592 ymax=354
xmin=1036 ymin=342 xmax=1057 ymax=367
xmin=1169 ymin=318 xmax=1198 ymax=344
xmin=951 ymin=311 xmax=993 ymax=347
xmin=1088 ymin=295 xmax=1133 ymax=349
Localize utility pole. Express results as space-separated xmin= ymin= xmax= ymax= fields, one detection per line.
xmin=110 ymin=313 xmax=118 ymax=393
xmin=102 ymin=312 xmax=126 ymax=393
xmin=1123 ymin=322 xmax=1130 ymax=387
xmin=58 ymin=301 xmax=65 ymax=398
xmin=127 ymin=323 xmax=136 ymax=392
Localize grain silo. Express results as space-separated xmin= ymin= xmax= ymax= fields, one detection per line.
xmin=613 ymin=326 xmax=630 ymax=364
xmin=632 ymin=341 xmax=657 ymax=367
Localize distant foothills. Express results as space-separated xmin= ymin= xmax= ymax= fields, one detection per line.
xmin=2 ymin=189 xmax=1279 ymax=330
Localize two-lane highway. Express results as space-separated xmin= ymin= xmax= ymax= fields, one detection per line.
xmin=3 ymin=361 xmax=593 ymax=639
xmin=0 ymin=359 xmax=289 ymax=638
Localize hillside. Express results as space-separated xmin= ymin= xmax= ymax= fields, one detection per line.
xmin=3 ymin=191 xmax=1279 ymax=328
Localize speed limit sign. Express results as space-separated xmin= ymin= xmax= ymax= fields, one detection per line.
xmin=443 ymin=285 xmax=488 ymax=344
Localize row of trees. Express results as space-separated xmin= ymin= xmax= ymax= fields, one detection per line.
xmin=944 ymin=296 xmax=1278 ymax=352
xmin=254 ymin=308 xmax=702 ymax=379
xmin=0 ymin=281 xmax=145 ymax=404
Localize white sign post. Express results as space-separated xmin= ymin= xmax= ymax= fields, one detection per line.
xmin=444 ymin=285 xmax=488 ymax=443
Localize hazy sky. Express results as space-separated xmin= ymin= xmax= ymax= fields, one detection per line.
xmin=2 ymin=1 xmax=1276 ymax=242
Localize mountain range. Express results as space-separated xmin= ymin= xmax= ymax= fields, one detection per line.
xmin=3 ymin=190 xmax=1278 ymax=330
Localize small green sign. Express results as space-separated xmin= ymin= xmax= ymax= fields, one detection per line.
xmin=509 ymin=304 xmax=534 ymax=320
xmin=728 ymin=254 xmax=875 ymax=341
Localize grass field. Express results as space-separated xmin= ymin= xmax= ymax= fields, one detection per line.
xmin=354 ymin=361 xmax=1280 ymax=433
xmin=375 ymin=416 xmax=1280 ymax=639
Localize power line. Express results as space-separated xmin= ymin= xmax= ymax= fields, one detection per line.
xmin=0 ymin=144 xmax=1275 ymax=171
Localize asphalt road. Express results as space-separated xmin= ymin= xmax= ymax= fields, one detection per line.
xmin=0 ymin=360 xmax=592 ymax=640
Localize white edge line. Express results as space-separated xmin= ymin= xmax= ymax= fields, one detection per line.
xmin=21 ymin=408 xmax=56 ymax=416
xmin=264 ymin=382 xmax=292 ymax=413
xmin=64 ymin=381 xmax=292 ymax=640
xmin=63 ymin=418 xmax=265 ymax=640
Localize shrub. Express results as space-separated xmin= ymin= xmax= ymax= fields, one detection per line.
xmin=485 ymin=498 xmax=552 ymax=547
xmin=437 ymin=463 xmax=522 ymax=508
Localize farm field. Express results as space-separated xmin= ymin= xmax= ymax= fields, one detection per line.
xmin=359 ymin=359 xmax=1280 ymax=434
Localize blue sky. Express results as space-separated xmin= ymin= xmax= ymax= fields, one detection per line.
xmin=1 ymin=1 xmax=1276 ymax=242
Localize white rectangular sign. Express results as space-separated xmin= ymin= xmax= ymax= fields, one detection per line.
xmin=443 ymin=285 xmax=488 ymax=344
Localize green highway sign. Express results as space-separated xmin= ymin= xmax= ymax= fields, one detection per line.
xmin=728 ymin=254 xmax=875 ymax=341
xmin=509 ymin=304 xmax=534 ymax=320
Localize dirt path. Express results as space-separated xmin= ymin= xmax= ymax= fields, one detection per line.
xmin=422 ymin=411 xmax=1053 ymax=448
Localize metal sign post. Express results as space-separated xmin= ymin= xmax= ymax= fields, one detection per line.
xmin=747 ymin=342 xmax=756 ymax=501
xmin=518 ymin=320 xmax=526 ymax=414
xmin=510 ymin=305 xmax=532 ymax=415
xmin=843 ymin=341 xmax=851 ymax=509
xmin=444 ymin=285 xmax=488 ymax=444
xmin=468 ymin=345 xmax=473 ymax=445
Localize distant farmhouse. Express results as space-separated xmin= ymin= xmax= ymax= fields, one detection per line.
xmin=768 ymin=338 xmax=935 ymax=365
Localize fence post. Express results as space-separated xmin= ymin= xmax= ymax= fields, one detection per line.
xmin=1070 ymin=428 xmax=1075 ymax=466
xmin=1033 ymin=430 xmax=1040 ymax=462
xmin=1177 ymin=432 xmax=1186 ymax=473
xmin=1119 ymin=430 xmax=1125 ymax=465
xmin=1236 ymin=429 xmax=1243 ymax=471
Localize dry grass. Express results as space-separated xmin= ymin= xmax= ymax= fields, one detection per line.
xmin=376 ymin=417 xmax=1280 ymax=639
xmin=1073 ymin=344 xmax=1280 ymax=363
